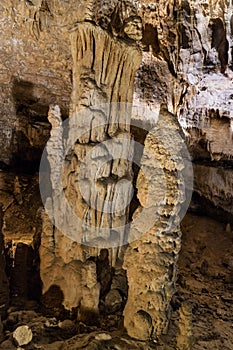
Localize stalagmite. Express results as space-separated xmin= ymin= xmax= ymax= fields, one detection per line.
xmin=39 ymin=0 xmax=142 ymax=322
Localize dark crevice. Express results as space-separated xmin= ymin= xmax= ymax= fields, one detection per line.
xmin=182 ymin=0 xmax=191 ymax=18
xmin=11 ymin=79 xmax=53 ymax=173
xmin=193 ymin=158 xmax=233 ymax=169
xmin=97 ymin=249 xmax=113 ymax=299
xmin=0 ymin=79 xmax=51 ymax=315
xmin=129 ymin=122 xmax=151 ymax=222
xmin=179 ymin=24 xmax=190 ymax=49
xmin=142 ymin=23 xmax=160 ymax=54
xmin=230 ymin=15 xmax=233 ymax=35
xmin=189 ymin=192 xmax=233 ymax=225
xmin=209 ymin=18 xmax=229 ymax=73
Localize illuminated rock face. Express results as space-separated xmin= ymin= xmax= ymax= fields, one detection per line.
xmin=175 ymin=1 xmax=233 ymax=219
xmin=137 ymin=0 xmax=233 ymax=220
xmin=39 ymin=13 xmax=142 ymax=323
xmin=38 ymin=1 xmax=186 ymax=340
xmin=0 ymin=0 xmax=233 ymax=343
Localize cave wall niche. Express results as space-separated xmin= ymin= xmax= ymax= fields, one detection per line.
xmin=209 ymin=18 xmax=229 ymax=73
xmin=11 ymin=79 xmax=53 ymax=172
xmin=142 ymin=23 xmax=160 ymax=54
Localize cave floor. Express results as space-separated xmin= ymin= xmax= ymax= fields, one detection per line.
xmin=1 ymin=212 xmax=233 ymax=349
xmin=175 ymin=212 xmax=233 ymax=350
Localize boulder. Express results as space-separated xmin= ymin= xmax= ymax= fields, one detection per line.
xmin=13 ymin=325 xmax=33 ymax=347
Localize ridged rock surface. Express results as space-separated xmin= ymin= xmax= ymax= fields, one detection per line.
xmin=39 ymin=0 xmax=187 ymax=341
xmin=0 ymin=0 xmax=232 ymax=346
xmin=176 ymin=0 xmax=233 ymax=217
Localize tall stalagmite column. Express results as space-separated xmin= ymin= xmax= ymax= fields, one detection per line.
xmin=40 ymin=0 xmax=188 ymax=340
xmin=40 ymin=2 xmax=142 ymax=322
xmin=124 ymin=107 xmax=187 ymax=340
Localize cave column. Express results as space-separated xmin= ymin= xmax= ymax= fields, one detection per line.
xmin=40 ymin=21 xmax=142 ymax=319
xmin=123 ymin=107 xmax=187 ymax=340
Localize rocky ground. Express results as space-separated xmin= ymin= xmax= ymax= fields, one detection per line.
xmin=177 ymin=213 xmax=233 ymax=350
xmin=0 ymin=212 xmax=232 ymax=349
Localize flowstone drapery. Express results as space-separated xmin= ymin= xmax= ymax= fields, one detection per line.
xmin=39 ymin=0 xmax=189 ymax=341
xmin=39 ymin=16 xmax=142 ymax=323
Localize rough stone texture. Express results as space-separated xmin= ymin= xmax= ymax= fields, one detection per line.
xmin=193 ymin=163 xmax=233 ymax=218
xmin=39 ymin=0 xmax=142 ymax=324
xmin=0 ymin=0 xmax=72 ymax=165
xmin=38 ymin=2 xmax=190 ymax=339
xmin=177 ymin=213 xmax=233 ymax=350
xmin=134 ymin=0 xmax=233 ymax=218
xmin=176 ymin=0 xmax=233 ymax=216
xmin=1 ymin=330 xmax=157 ymax=350
xmin=38 ymin=1 xmax=195 ymax=339
xmin=0 ymin=205 xmax=9 ymax=318
xmin=123 ymin=107 xmax=187 ymax=340
xmin=0 ymin=214 xmax=232 ymax=349
xmin=0 ymin=0 xmax=233 ymax=347
xmin=13 ymin=325 xmax=33 ymax=347
xmin=176 ymin=302 xmax=193 ymax=350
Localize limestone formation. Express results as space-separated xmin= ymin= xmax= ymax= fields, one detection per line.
xmin=176 ymin=0 xmax=233 ymax=217
xmin=137 ymin=0 xmax=233 ymax=218
xmin=193 ymin=163 xmax=233 ymax=218
xmin=177 ymin=302 xmax=193 ymax=350
xmin=0 ymin=0 xmax=231 ymax=213
xmin=78 ymin=260 xmax=100 ymax=324
xmin=123 ymin=107 xmax=188 ymax=340
xmin=0 ymin=0 xmax=233 ymax=347
xmin=0 ymin=205 xmax=9 ymax=318
xmin=39 ymin=1 xmax=142 ymax=323
xmin=38 ymin=1 xmax=191 ymax=339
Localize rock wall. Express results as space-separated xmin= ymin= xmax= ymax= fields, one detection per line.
xmin=134 ymin=0 xmax=233 ymax=220
xmin=0 ymin=0 xmax=72 ymax=165
xmin=176 ymin=0 xmax=233 ymax=218
xmin=193 ymin=162 xmax=233 ymax=220
xmin=0 ymin=0 xmax=232 ymax=344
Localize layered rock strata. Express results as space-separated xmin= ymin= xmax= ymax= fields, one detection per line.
xmin=135 ymin=0 xmax=233 ymax=219
xmin=176 ymin=0 xmax=233 ymax=217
